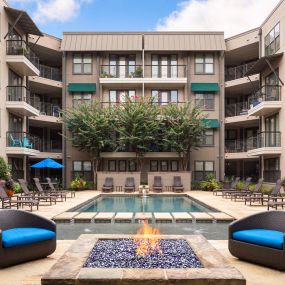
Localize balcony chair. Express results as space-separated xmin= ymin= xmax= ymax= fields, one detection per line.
xmin=9 ymin=134 xmax=22 ymax=147
xmin=102 ymin=177 xmax=114 ymax=192
xmin=46 ymin=177 xmax=75 ymax=198
xmin=124 ymin=177 xmax=135 ymax=193
xmin=152 ymin=176 xmax=163 ymax=193
xmin=173 ymin=176 xmax=184 ymax=193
xmin=213 ymin=177 xmax=240 ymax=196
xmin=229 ymin=211 xmax=285 ymax=270
xmin=22 ymin=137 xmax=33 ymax=149
xmin=0 ymin=209 xmax=56 ymax=268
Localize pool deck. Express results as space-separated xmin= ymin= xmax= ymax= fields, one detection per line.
xmin=1 ymin=190 xmax=283 ymax=285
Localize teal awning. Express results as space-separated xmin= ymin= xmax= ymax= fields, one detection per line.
xmin=68 ymin=83 xmax=96 ymax=93
xmin=202 ymin=119 xmax=220 ymax=128
xmin=191 ymin=83 xmax=220 ymax=92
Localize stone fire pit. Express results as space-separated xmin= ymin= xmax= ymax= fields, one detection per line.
xmin=42 ymin=234 xmax=245 ymax=285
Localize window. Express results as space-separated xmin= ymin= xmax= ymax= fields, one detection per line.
xmin=195 ymin=53 xmax=214 ymax=74
xmin=264 ymin=158 xmax=280 ymax=182
xmin=194 ymin=161 xmax=214 ymax=181
xmin=150 ymin=160 xmax=158 ymax=171
xmin=72 ymin=161 xmax=92 ymax=181
xmin=108 ymin=160 xmax=116 ymax=171
xmin=151 ymin=55 xmax=178 ymax=78
xmin=170 ymin=160 xmax=179 ymax=171
xmin=195 ymin=93 xmax=214 ymax=109
xmin=118 ymin=160 xmax=127 ymax=171
xmin=201 ymin=129 xmax=214 ymax=146
xmin=151 ymin=90 xmax=178 ymax=105
xmin=160 ymin=160 xmax=168 ymax=171
xmin=109 ymin=55 xmax=136 ymax=78
xmin=109 ymin=90 xmax=136 ymax=104
xmin=72 ymin=93 xmax=92 ymax=107
xmin=265 ymin=23 xmax=280 ymax=56
xmin=128 ymin=160 xmax=137 ymax=171
xmin=73 ymin=54 xmax=92 ymax=74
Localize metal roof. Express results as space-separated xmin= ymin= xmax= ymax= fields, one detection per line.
xmin=61 ymin=32 xmax=226 ymax=51
xmin=4 ymin=7 xmax=43 ymax=36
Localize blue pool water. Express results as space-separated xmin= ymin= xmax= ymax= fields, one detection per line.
xmin=69 ymin=195 xmax=218 ymax=213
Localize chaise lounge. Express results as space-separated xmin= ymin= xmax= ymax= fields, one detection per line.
xmin=102 ymin=177 xmax=114 ymax=192
xmin=124 ymin=177 xmax=135 ymax=193
xmin=229 ymin=211 xmax=285 ymax=270
xmin=152 ymin=176 xmax=163 ymax=192
xmin=0 ymin=209 xmax=56 ymax=268
xmin=173 ymin=176 xmax=184 ymax=193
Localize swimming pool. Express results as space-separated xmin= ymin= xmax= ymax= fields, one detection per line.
xmin=68 ymin=195 xmax=219 ymax=213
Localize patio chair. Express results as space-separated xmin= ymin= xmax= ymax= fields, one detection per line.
xmin=0 ymin=209 xmax=56 ymax=268
xmin=153 ymin=176 xmax=163 ymax=192
xmin=229 ymin=211 xmax=285 ymax=270
xmin=213 ymin=177 xmax=240 ymax=196
xmin=33 ymin=178 xmax=66 ymax=202
xmin=102 ymin=177 xmax=114 ymax=192
xmin=124 ymin=177 xmax=135 ymax=193
xmin=18 ymin=179 xmax=57 ymax=205
xmin=173 ymin=176 xmax=184 ymax=193
xmin=22 ymin=137 xmax=33 ymax=148
xmin=46 ymin=178 xmax=75 ymax=198
xmin=8 ymin=134 xmax=22 ymax=147
xmin=224 ymin=177 xmax=252 ymax=200
xmin=0 ymin=183 xmax=39 ymax=212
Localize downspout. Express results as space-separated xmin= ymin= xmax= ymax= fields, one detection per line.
xmin=62 ymin=51 xmax=67 ymax=188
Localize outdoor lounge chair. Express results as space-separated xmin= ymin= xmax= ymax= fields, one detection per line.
xmin=229 ymin=211 xmax=285 ymax=270
xmin=18 ymin=179 xmax=57 ymax=205
xmin=102 ymin=177 xmax=114 ymax=192
xmin=225 ymin=177 xmax=252 ymax=201
xmin=46 ymin=177 xmax=75 ymax=198
xmin=152 ymin=176 xmax=163 ymax=192
xmin=0 ymin=209 xmax=56 ymax=268
xmin=33 ymin=178 xmax=66 ymax=202
xmin=0 ymin=183 xmax=39 ymax=212
xmin=213 ymin=177 xmax=240 ymax=196
xmin=173 ymin=176 xmax=184 ymax=193
xmin=8 ymin=134 xmax=22 ymax=147
xmin=124 ymin=177 xmax=135 ymax=192
xmin=22 ymin=137 xmax=33 ymax=148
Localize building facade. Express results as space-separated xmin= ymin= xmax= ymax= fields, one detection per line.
xmin=0 ymin=0 xmax=284 ymax=187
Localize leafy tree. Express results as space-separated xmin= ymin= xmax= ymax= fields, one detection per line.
xmin=0 ymin=157 xmax=10 ymax=180
xmin=115 ymin=96 xmax=161 ymax=170
xmin=62 ymin=101 xmax=116 ymax=186
xmin=161 ymin=103 xmax=206 ymax=171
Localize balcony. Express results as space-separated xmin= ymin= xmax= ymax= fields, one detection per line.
xmin=225 ymin=61 xmax=258 ymax=81
xmin=225 ymin=102 xmax=258 ymax=125
xmin=247 ymin=131 xmax=282 ymax=156
xmin=100 ymin=101 xmax=186 ymax=109
xmin=6 ymin=40 xmax=40 ymax=76
xmin=6 ymin=86 xmax=40 ymax=117
xmin=29 ymin=101 xmax=61 ymax=124
xmin=6 ymin=131 xmax=41 ymax=156
xmin=248 ymin=85 xmax=282 ymax=117
xmin=37 ymin=140 xmax=62 ymax=159
xmin=39 ymin=64 xmax=62 ymax=81
xmin=225 ymin=139 xmax=257 ymax=159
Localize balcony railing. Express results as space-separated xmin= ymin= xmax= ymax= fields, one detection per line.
xmin=11 ymin=170 xmax=24 ymax=180
xmin=30 ymin=100 xmax=61 ymax=117
xmin=40 ymin=140 xmax=62 ymax=152
xmin=100 ymin=101 xmax=185 ymax=108
xmin=249 ymin=85 xmax=281 ymax=106
xmin=6 ymin=131 xmax=41 ymax=151
xmin=144 ymin=65 xmax=187 ymax=78
xmin=263 ymin=170 xmax=281 ymax=183
xmin=39 ymin=64 xmax=62 ymax=81
xmin=225 ymin=101 xmax=249 ymax=117
xmin=7 ymin=86 xmax=31 ymax=104
xmin=6 ymin=40 xmax=39 ymax=69
xmin=256 ymin=131 xmax=281 ymax=148
xmin=100 ymin=65 xmax=142 ymax=78
xmin=225 ymin=139 xmax=257 ymax=153
xmin=225 ymin=60 xmax=258 ymax=81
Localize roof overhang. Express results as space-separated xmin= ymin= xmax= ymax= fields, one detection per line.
xmin=244 ymin=53 xmax=283 ymax=76
xmin=4 ymin=7 xmax=43 ymax=36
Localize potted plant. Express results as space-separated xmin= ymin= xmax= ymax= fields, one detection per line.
xmin=199 ymin=174 xmax=219 ymax=191
xmin=5 ymin=178 xmax=15 ymax=197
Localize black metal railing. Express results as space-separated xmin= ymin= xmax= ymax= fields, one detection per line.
xmin=100 ymin=101 xmax=185 ymax=108
xmin=256 ymin=131 xmax=281 ymax=148
xmin=144 ymin=65 xmax=187 ymax=78
xmin=6 ymin=40 xmax=39 ymax=69
xmin=225 ymin=101 xmax=249 ymax=117
xmin=100 ymin=65 xmax=143 ymax=78
xmin=39 ymin=64 xmax=62 ymax=81
xmin=249 ymin=85 xmax=281 ymax=106
xmin=193 ymin=171 xmax=216 ymax=182
xmin=6 ymin=86 xmax=31 ymax=104
xmin=225 ymin=60 xmax=258 ymax=81
xmin=263 ymin=170 xmax=281 ymax=183
xmin=6 ymin=131 xmax=41 ymax=151
xmin=40 ymin=140 xmax=62 ymax=152
xmin=30 ymin=100 xmax=61 ymax=117
xmin=225 ymin=138 xmax=257 ymax=153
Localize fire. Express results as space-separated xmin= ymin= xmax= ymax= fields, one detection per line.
xmin=133 ymin=221 xmax=161 ymax=256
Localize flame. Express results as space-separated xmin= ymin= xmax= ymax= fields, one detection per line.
xmin=133 ymin=221 xmax=161 ymax=256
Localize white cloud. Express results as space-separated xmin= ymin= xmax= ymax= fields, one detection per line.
xmin=9 ymin=0 xmax=92 ymax=23
xmin=157 ymin=0 xmax=281 ymax=37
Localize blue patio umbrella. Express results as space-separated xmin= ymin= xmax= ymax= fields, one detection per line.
xmin=31 ymin=158 xmax=64 ymax=169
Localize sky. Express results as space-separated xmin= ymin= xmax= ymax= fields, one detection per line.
xmin=8 ymin=0 xmax=281 ymax=38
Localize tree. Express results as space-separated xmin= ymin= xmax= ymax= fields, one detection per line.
xmin=115 ymin=96 xmax=161 ymax=170
xmin=62 ymin=101 xmax=116 ymax=186
xmin=161 ymin=103 xmax=206 ymax=171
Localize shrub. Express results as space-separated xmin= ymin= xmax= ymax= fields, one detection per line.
xmin=0 ymin=157 xmax=10 ymax=180
xmin=5 ymin=178 xmax=14 ymax=189
xmin=236 ymin=180 xmax=245 ymax=190
xmin=261 ymin=185 xmax=271 ymax=194
xmin=199 ymin=175 xmax=220 ymax=191
xmin=70 ymin=175 xmax=87 ymax=190
xmin=191 ymin=181 xmax=201 ymax=190
xmin=12 ymin=182 xmax=21 ymax=194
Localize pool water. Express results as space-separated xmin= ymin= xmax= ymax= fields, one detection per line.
xmin=69 ymin=195 xmax=218 ymax=213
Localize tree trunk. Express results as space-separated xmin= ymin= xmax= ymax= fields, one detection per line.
xmin=92 ymin=157 xmax=99 ymax=190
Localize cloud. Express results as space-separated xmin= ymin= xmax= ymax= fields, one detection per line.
xmin=9 ymin=0 xmax=92 ymax=23
xmin=157 ymin=0 xmax=281 ymax=37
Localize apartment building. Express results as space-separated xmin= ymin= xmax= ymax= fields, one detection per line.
xmin=224 ymin=0 xmax=284 ymax=183
xmin=0 ymin=0 xmax=63 ymax=183
xmin=61 ymin=32 xmax=225 ymax=186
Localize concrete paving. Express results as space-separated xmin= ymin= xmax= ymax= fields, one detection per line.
xmin=134 ymin=212 xmax=153 ymax=221
xmin=153 ymin=212 xmax=173 ymax=221
xmin=114 ymin=212 xmax=133 ymax=221
xmin=171 ymin=212 xmax=193 ymax=221
xmin=52 ymin=212 xmax=79 ymax=222
xmin=93 ymin=212 xmax=115 ymax=221
xmin=73 ymin=212 xmax=97 ymax=222
xmin=207 ymin=212 xmax=235 ymax=221
xmin=190 ymin=212 xmax=214 ymax=221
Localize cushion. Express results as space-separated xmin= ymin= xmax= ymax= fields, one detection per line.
xmin=233 ymin=229 xmax=284 ymax=250
xmin=2 ymin=227 xmax=55 ymax=248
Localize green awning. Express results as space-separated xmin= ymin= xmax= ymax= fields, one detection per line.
xmin=68 ymin=83 xmax=96 ymax=93
xmin=202 ymin=119 xmax=220 ymax=129
xmin=191 ymin=83 xmax=220 ymax=92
